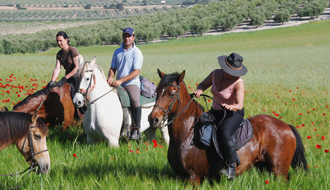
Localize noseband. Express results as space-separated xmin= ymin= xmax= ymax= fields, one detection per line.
xmin=154 ymin=83 xmax=196 ymax=128
xmin=21 ymin=126 xmax=48 ymax=163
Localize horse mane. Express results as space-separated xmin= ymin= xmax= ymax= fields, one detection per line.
xmin=76 ymin=61 xmax=106 ymax=90
xmin=13 ymin=87 xmax=52 ymax=110
xmin=157 ymin=72 xmax=180 ymax=91
xmin=0 ymin=112 xmax=48 ymax=144
xmin=157 ymin=72 xmax=205 ymax=112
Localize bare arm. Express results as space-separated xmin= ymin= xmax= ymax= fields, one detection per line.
xmin=193 ymin=71 xmax=213 ymax=98
xmin=107 ymin=68 xmax=116 ymax=84
xmin=222 ymin=81 xmax=244 ymax=111
xmin=64 ymin=55 xmax=79 ymax=79
xmin=112 ymin=69 xmax=140 ymax=87
xmin=51 ymin=59 xmax=61 ymax=82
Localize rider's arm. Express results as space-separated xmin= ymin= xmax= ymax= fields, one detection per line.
xmin=112 ymin=69 xmax=140 ymax=87
xmin=107 ymin=68 xmax=116 ymax=84
xmin=194 ymin=71 xmax=213 ymax=98
xmin=222 ymin=81 xmax=244 ymax=112
xmin=51 ymin=59 xmax=61 ymax=82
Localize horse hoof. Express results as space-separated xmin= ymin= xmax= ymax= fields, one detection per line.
xmin=129 ymin=129 xmax=141 ymax=140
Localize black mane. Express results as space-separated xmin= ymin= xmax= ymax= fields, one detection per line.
xmin=13 ymin=87 xmax=52 ymax=110
xmin=157 ymin=72 xmax=180 ymax=91
xmin=0 ymin=112 xmax=48 ymax=143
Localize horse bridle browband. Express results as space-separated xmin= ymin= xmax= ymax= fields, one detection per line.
xmin=0 ymin=125 xmax=48 ymax=189
xmin=154 ymin=83 xmax=197 ymax=128
xmin=22 ymin=126 xmax=48 ymax=163
xmin=77 ymin=67 xmax=115 ymax=106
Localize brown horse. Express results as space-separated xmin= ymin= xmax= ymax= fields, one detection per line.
xmin=13 ymin=84 xmax=79 ymax=131
xmin=0 ymin=112 xmax=50 ymax=174
xmin=148 ymin=70 xmax=308 ymax=185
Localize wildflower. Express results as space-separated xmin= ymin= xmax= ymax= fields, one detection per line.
xmin=325 ymin=150 xmax=329 ymax=153
xmin=307 ymin=136 xmax=312 ymax=139
xmin=265 ymin=180 xmax=270 ymax=184
xmin=73 ymin=153 xmax=77 ymax=157
xmin=322 ymin=136 xmax=325 ymax=140
xmin=315 ymin=145 xmax=321 ymax=149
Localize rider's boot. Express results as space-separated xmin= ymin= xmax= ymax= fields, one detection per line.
xmin=130 ymin=106 xmax=142 ymax=140
xmin=220 ymin=140 xmax=236 ymax=180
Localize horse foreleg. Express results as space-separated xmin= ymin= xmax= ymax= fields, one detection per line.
xmin=105 ymin=136 xmax=119 ymax=148
xmin=188 ymin=171 xmax=201 ymax=186
xmin=143 ymin=127 xmax=157 ymax=142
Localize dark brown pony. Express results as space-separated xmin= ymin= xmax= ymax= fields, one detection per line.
xmin=148 ymin=70 xmax=308 ymax=185
xmin=0 ymin=112 xmax=50 ymax=174
xmin=13 ymin=84 xmax=79 ymax=131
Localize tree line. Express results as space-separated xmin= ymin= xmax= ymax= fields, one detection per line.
xmin=0 ymin=0 xmax=327 ymax=55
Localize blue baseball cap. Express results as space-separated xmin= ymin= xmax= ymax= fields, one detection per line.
xmin=123 ymin=27 xmax=135 ymax=36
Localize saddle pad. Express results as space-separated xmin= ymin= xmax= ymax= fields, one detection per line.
xmin=233 ymin=118 xmax=253 ymax=150
xmin=117 ymin=86 xmax=156 ymax=108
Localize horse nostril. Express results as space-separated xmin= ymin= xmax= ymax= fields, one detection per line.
xmin=45 ymin=164 xmax=49 ymax=170
xmin=153 ymin=118 xmax=159 ymax=125
xmin=78 ymin=101 xmax=81 ymax=105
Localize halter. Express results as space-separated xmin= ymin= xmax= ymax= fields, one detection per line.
xmin=154 ymin=82 xmax=197 ymax=128
xmin=76 ymin=67 xmax=115 ymax=106
xmin=0 ymin=125 xmax=48 ymax=189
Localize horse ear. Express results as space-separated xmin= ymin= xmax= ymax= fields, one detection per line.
xmin=178 ymin=70 xmax=186 ymax=83
xmin=157 ymin=69 xmax=165 ymax=78
xmin=90 ymin=56 xmax=97 ymax=67
xmin=31 ymin=111 xmax=38 ymax=124
xmin=79 ymin=54 xmax=84 ymax=66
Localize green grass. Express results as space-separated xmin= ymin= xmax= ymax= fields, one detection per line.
xmin=0 ymin=20 xmax=330 ymax=189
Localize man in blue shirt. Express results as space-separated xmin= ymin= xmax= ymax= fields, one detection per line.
xmin=107 ymin=27 xmax=143 ymax=140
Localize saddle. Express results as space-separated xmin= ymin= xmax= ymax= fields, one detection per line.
xmin=194 ymin=113 xmax=253 ymax=166
xmin=116 ymin=86 xmax=156 ymax=138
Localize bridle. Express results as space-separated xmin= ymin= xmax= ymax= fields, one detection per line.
xmin=0 ymin=125 xmax=48 ymax=189
xmin=154 ymin=82 xmax=196 ymax=128
xmin=76 ymin=66 xmax=115 ymax=106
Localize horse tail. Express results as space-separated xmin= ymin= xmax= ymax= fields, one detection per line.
xmin=289 ymin=124 xmax=309 ymax=172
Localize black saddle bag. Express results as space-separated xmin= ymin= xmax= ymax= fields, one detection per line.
xmin=194 ymin=112 xmax=216 ymax=148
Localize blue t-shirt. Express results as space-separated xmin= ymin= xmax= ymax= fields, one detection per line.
xmin=111 ymin=43 xmax=143 ymax=87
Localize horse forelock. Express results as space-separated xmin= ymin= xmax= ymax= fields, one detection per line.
xmin=0 ymin=112 xmax=31 ymax=143
xmin=76 ymin=62 xmax=106 ymax=89
xmin=13 ymin=87 xmax=52 ymax=110
xmin=157 ymin=72 xmax=180 ymax=92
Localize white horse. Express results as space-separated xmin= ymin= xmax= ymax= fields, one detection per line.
xmin=73 ymin=57 xmax=169 ymax=147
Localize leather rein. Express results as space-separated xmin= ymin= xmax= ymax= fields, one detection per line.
xmin=77 ymin=67 xmax=115 ymax=106
xmin=0 ymin=125 xmax=48 ymax=189
xmin=154 ymin=82 xmax=225 ymax=128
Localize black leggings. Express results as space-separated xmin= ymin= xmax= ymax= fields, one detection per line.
xmin=210 ymin=108 xmax=244 ymax=144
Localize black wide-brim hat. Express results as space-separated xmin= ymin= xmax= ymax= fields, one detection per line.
xmin=218 ymin=52 xmax=247 ymax=77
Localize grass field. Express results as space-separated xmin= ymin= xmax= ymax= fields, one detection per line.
xmin=0 ymin=20 xmax=329 ymax=189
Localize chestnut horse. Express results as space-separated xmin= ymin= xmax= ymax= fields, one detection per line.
xmin=0 ymin=112 xmax=50 ymax=174
xmin=13 ymin=84 xmax=79 ymax=131
xmin=148 ymin=70 xmax=308 ymax=185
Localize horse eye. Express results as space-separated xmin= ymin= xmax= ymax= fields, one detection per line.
xmin=86 ymin=78 xmax=90 ymax=81
xmin=34 ymin=134 xmax=41 ymax=140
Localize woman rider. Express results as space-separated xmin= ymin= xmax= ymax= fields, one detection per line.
xmin=193 ymin=52 xmax=247 ymax=180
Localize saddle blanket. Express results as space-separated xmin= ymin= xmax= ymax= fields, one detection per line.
xmin=116 ymin=86 xmax=156 ymax=108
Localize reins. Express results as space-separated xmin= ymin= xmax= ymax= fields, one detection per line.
xmin=154 ymin=81 xmax=226 ymax=128
xmin=0 ymin=125 xmax=48 ymax=189
xmin=77 ymin=66 xmax=114 ymax=106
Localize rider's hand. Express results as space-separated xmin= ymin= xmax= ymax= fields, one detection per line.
xmin=57 ymin=77 xmax=67 ymax=86
xmin=107 ymin=77 xmax=113 ymax=85
xmin=193 ymin=89 xmax=203 ymax=98
xmin=221 ymin=103 xmax=232 ymax=111
xmin=112 ymin=80 xmax=123 ymax=87
xmin=47 ymin=81 xmax=55 ymax=88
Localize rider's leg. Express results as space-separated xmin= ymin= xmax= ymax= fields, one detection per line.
xmin=216 ymin=109 xmax=244 ymax=180
xmin=124 ymin=85 xmax=141 ymax=140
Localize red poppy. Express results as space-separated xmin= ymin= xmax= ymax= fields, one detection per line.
xmin=314 ymin=128 xmax=317 ymax=131
xmin=302 ymin=124 xmax=305 ymax=126
xmin=325 ymin=150 xmax=329 ymax=153
xmin=323 ymin=113 xmax=326 ymax=116
xmin=129 ymin=150 xmax=134 ymax=153
xmin=307 ymin=136 xmax=312 ymax=139
xmin=327 ymin=106 xmax=329 ymax=108
xmin=290 ymin=90 xmax=292 ymax=92
xmin=315 ymin=145 xmax=321 ymax=149
xmin=322 ymin=136 xmax=325 ymax=140
xmin=298 ymin=113 xmax=302 ymax=115
xmin=136 ymin=151 xmax=140 ymax=154
xmin=307 ymin=111 xmax=310 ymax=113
xmin=265 ymin=180 xmax=270 ymax=184
xmin=292 ymin=98 xmax=295 ymax=101
xmin=73 ymin=153 xmax=77 ymax=157
xmin=297 ymin=87 xmax=299 ymax=89
xmin=313 ymin=108 xmax=316 ymax=111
